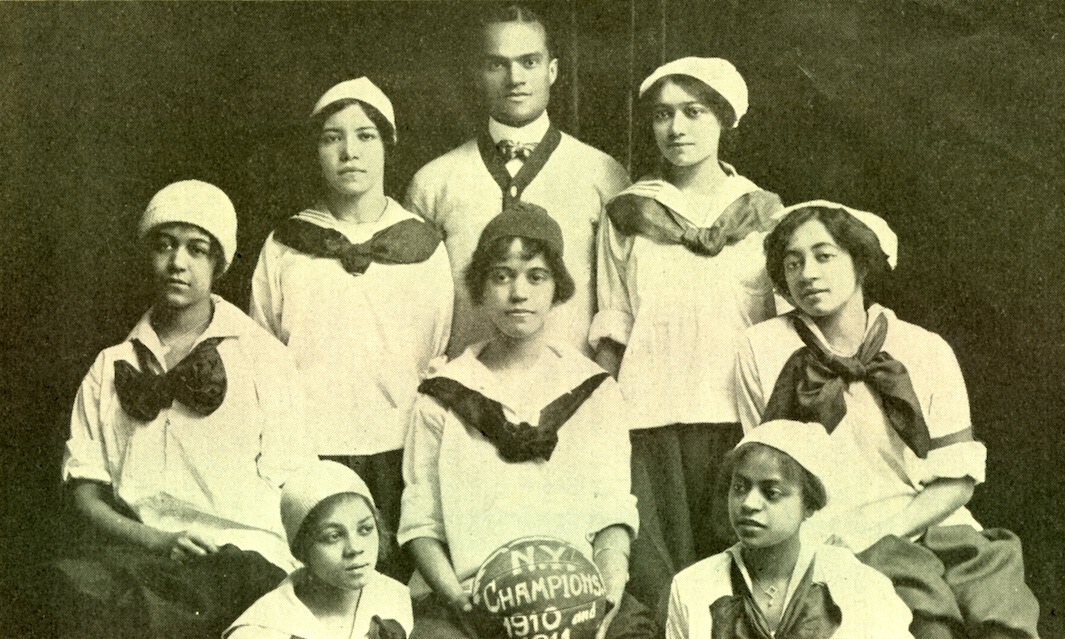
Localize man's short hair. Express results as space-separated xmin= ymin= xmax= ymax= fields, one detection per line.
xmin=471 ymin=3 xmax=555 ymax=59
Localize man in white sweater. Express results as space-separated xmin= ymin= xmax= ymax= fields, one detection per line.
xmin=405 ymin=3 xmax=630 ymax=359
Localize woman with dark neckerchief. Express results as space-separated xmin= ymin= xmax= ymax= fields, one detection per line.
xmin=250 ymin=78 xmax=453 ymax=581
xmin=592 ymin=57 xmax=783 ymax=609
xmin=736 ymin=201 xmax=1041 ymax=639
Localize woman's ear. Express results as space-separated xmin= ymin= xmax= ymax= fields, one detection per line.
xmin=210 ymin=241 xmax=226 ymax=285
xmin=855 ymin=261 xmax=869 ymax=289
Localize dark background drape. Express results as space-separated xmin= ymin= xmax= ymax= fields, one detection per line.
xmin=3 ymin=1 xmax=1062 ymax=635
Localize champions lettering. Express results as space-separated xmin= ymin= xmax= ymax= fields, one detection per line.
xmin=482 ymin=570 xmax=605 ymax=614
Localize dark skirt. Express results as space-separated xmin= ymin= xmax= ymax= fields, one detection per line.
xmin=45 ymin=542 xmax=284 ymax=639
xmin=627 ymin=423 xmax=742 ymax=623
xmin=858 ymin=525 xmax=1041 ymax=639
xmin=324 ymin=449 xmax=412 ymax=582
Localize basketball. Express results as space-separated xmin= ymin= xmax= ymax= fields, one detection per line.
xmin=471 ymin=536 xmax=608 ymax=639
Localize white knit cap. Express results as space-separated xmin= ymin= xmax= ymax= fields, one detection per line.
xmin=738 ymin=420 xmax=836 ymax=504
xmin=778 ymin=199 xmax=898 ymax=269
xmin=639 ymin=57 xmax=749 ymax=128
xmin=139 ymin=180 xmax=237 ymax=273
xmin=310 ymin=77 xmax=396 ymax=143
xmin=280 ymin=461 xmax=376 ymax=548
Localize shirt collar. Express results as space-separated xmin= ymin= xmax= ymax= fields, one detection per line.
xmin=488 ymin=112 xmax=551 ymax=145
xmin=127 ymin=295 xmax=246 ymax=369
xmin=612 ymin=163 xmax=761 ymax=226
xmin=226 ymin=569 xmax=361 ymax=639
xmin=295 ymin=197 xmax=412 ymax=242
xmin=795 ymin=303 xmax=892 ymax=358
xmin=427 ymin=340 xmax=605 ymax=410
xmin=726 ymin=541 xmax=817 ymax=612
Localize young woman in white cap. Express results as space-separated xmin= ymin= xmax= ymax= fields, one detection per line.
xmin=667 ymin=420 xmax=913 ymax=639
xmin=736 ymin=202 xmax=1041 ymax=639
xmin=591 ymin=57 xmax=784 ymax=605
xmin=56 ymin=180 xmax=311 ymax=638
xmin=226 ymin=460 xmax=413 ymax=639
xmin=399 ymin=202 xmax=656 ymax=639
xmin=250 ymin=78 xmax=453 ymax=579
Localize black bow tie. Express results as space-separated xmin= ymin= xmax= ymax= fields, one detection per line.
xmin=273 ymin=217 xmax=441 ymax=276
xmin=114 ymin=337 xmax=227 ymax=421
xmin=496 ymin=139 xmax=538 ymax=162
xmin=763 ymin=313 xmax=932 ymax=457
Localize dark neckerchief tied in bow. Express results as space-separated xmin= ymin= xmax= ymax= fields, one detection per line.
xmin=707 ymin=558 xmax=840 ymax=639
xmin=273 ymin=216 xmax=441 ymax=276
xmin=496 ymin=139 xmax=538 ymax=161
xmin=607 ymin=183 xmax=782 ymax=257
xmin=114 ymin=337 xmax=227 ymax=421
xmin=418 ymin=372 xmax=610 ymax=463
xmin=762 ymin=312 xmax=932 ymax=457
xmin=478 ymin=126 xmax=562 ymax=207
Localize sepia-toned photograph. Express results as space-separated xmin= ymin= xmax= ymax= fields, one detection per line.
xmin=2 ymin=1 xmax=1062 ymax=637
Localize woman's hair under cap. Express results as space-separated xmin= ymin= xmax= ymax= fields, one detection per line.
xmin=138 ymin=180 xmax=237 ymax=273
xmin=477 ymin=201 xmax=564 ymax=258
xmin=311 ymin=77 xmax=396 ymax=143
xmin=738 ymin=420 xmax=837 ymax=502
xmin=639 ymin=57 xmax=748 ymax=128
xmin=778 ymin=200 xmax=898 ymax=269
xmin=280 ymin=460 xmax=376 ymax=548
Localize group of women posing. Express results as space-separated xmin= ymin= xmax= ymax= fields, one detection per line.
xmin=58 ymin=48 xmax=1040 ymax=639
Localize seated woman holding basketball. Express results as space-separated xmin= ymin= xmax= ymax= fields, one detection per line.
xmin=667 ymin=420 xmax=913 ymax=639
xmin=399 ymin=202 xmax=656 ymax=639
xmin=735 ymin=202 xmax=1040 ymax=638
xmin=225 ymin=461 xmax=412 ymax=639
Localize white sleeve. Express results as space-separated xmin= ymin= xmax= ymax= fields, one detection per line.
xmin=396 ymin=585 xmax=415 ymax=637
xmin=916 ymin=336 xmax=986 ymax=487
xmin=403 ymin=166 xmax=437 ymax=225
xmin=62 ymin=355 xmax=112 ymax=484
xmin=397 ymin=394 xmax=448 ymax=546
xmin=588 ymin=206 xmax=635 ymax=350
xmin=427 ymin=244 xmax=454 ymax=361
xmin=734 ymin=333 xmax=767 ymax=433
xmin=824 ymin=547 xmax=915 ymax=639
xmin=249 ymin=235 xmax=286 ymax=343
xmin=665 ymin=578 xmax=690 ymax=639
xmin=594 ymin=155 xmax=632 ymax=205
xmin=250 ymin=341 xmax=314 ymax=485
xmin=586 ymin=382 xmax=639 ymax=538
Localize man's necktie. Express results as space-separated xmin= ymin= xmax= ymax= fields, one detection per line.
xmin=496 ymin=139 xmax=538 ymax=162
